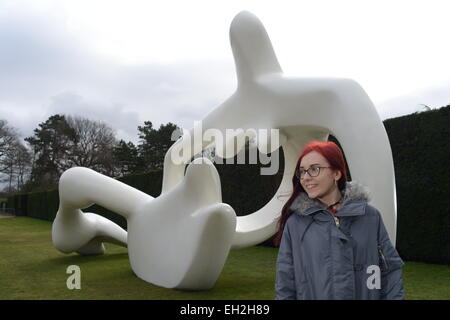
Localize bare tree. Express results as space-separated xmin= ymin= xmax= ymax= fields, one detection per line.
xmin=1 ymin=141 xmax=31 ymax=191
xmin=0 ymin=120 xmax=16 ymax=162
xmin=66 ymin=116 xmax=118 ymax=176
xmin=25 ymin=114 xmax=119 ymax=190
xmin=14 ymin=143 xmax=32 ymax=190
xmin=0 ymin=120 xmax=32 ymax=192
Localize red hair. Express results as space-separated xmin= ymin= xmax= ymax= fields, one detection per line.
xmin=273 ymin=141 xmax=347 ymax=246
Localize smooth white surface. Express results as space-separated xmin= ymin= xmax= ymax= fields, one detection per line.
xmin=163 ymin=11 xmax=397 ymax=248
xmin=52 ymin=10 xmax=397 ymax=290
xmin=53 ymin=159 xmax=236 ymax=290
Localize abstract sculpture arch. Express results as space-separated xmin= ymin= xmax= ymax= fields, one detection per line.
xmin=52 ymin=11 xmax=397 ymax=290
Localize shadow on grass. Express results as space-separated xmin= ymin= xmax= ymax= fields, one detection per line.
xmin=47 ymin=252 xmax=129 ymax=265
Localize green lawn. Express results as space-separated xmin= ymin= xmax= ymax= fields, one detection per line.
xmin=0 ymin=217 xmax=449 ymax=300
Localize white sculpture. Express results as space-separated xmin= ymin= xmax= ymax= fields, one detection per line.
xmin=52 ymin=11 xmax=397 ymax=290
xmin=53 ymin=159 xmax=236 ymax=289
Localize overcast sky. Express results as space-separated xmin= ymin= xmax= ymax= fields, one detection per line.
xmin=1 ymin=0 xmax=449 ymax=144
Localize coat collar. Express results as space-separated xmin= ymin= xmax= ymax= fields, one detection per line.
xmin=290 ymin=181 xmax=371 ymax=217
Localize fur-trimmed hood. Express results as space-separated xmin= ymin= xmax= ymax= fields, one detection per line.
xmin=289 ymin=181 xmax=371 ymax=215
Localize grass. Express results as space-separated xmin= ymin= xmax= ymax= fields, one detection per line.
xmin=0 ymin=217 xmax=449 ymax=300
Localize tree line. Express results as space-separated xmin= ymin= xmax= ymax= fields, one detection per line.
xmin=0 ymin=115 xmax=180 ymax=194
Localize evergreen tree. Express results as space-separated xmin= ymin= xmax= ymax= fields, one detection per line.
xmin=137 ymin=121 xmax=180 ymax=171
xmin=113 ymin=140 xmax=142 ymax=176
xmin=25 ymin=114 xmax=76 ymax=188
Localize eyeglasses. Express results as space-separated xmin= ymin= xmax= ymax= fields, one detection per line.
xmin=295 ymin=165 xmax=331 ymax=179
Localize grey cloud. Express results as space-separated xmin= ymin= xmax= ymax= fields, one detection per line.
xmin=47 ymin=91 xmax=141 ymax=143
xmin=0 ymin=4 xmax=239 ymax=144
xmin=377 ymin=82 xmax=450 ymax=120
xmin=85 ymin=60 xmax=236 ymax=134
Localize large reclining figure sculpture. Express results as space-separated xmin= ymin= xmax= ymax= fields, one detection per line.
xmin=52 ymin=11 xmax=397 ymax=290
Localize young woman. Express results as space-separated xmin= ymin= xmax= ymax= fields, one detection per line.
xmin=275 ymin=141 xmax=404 ymax=300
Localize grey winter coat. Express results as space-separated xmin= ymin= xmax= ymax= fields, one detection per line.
xmin=275 ymin=181 xmax=405 ymax=300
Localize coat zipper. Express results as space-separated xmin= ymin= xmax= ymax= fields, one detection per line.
xmin=378 ymin=244 xmax=389 ymax=271
xmin=332 ymin=215 xmax=340 ymax=228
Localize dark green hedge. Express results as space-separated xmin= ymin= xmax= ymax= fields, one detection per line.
xmin=6 ymin=105 xmax=450 ymax=264
xmin=8 ymin=170 xmax=164 ymax=229
xmin=384 ymin=106 xmax=450 ymax=265
xmin=26 ymin=189 xmax=59 ymax=221
xmin=216 ymin=148 xmax=285 ymax=217
xmin=6 ymin=193 xmax=28 ymax=216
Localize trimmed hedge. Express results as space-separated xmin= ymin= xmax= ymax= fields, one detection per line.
xmin=384 ymin=106 xmax=450 ymax=265
xmin=9 ymin=170 xmax=164 ymax=229
xmin=6 ymin=193 xmax=28 ymax=216
xmin=27 ymin=189 xmax=59 ymax=221
xmin=5 ymin=105 xmax=450 ymax=264
xmin=215 ymin=148 xmax=285 ymax=217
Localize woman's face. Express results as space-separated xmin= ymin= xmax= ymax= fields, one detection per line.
xmin=298 ymin=151 xmax=341 ymax=199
